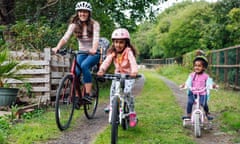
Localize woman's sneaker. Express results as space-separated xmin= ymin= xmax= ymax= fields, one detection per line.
xmin=82 ymin=94 xmax=93 ymax=104
xmin=129 ymin=112 xmax=137 ymax=127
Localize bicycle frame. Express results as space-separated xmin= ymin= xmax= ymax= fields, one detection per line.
xmin=103 ymin=74 xmax=131 ymax=124
xmin=190 ymin=88 xmax=206 ymax=125
xmin=111 ymin=75 xmax=130 ymax=125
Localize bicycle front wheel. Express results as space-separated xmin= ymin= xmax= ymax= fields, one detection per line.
xmin=84 ymin=76 xmax=99 ymax=119
xmin=121 ymin=101 xmax=129 ymax=130
xmin=111 ymin=96 xmax=119 ymax=144
xmin=55 ymin=74 xmax=75 ymax=131
xmin=194 ymin=113 xmax=201 ymax=137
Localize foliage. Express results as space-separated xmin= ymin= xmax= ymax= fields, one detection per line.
xmin=225 ymin=8 xmax=240 ymax=45
xmin=5 ymin=19 xmax=54 ymax=51
xmin=133 ymin=0 xmax=240 ymax=60
xmin=0 ymin=25 xmax=7 ymax=45
xmin=204 ymin=0 xmax=240 ymax=48
xmin=0 ymin=0 xmax=160 ymax=52
xmin=0 ymin=48 xmax=24 ymax=87
xmin=0 ymin=116 xmax=10 ymax=144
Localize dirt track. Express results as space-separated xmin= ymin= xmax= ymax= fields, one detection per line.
xmin=44 ymin=74 xmax=235 ymax=144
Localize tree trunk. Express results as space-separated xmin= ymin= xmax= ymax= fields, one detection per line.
xmin=0 ymin=0 xmax=15 ymax=25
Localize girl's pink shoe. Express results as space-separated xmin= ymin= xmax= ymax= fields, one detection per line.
xmin=129 ymin=112 xmax=137 ymax=127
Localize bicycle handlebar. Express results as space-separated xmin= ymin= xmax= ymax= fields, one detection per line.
xmin=98 ymin=73 xmax=142 ymax=80
xmin=57 ymin=48 xmax=100 ymax=56
xmin=180 ymin=85 xmax=218 ymax=93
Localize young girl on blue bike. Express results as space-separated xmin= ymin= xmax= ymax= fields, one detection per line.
xmin=97 ymin=28 xmax=139 ymax=127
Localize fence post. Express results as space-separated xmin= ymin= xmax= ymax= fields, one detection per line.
xmin=224 ymin=50 xmax=228 ymax=87
xmin=40 ymin=48 xmax=51 ymax=104
xmin=236 ymin=48 xmax=239 ymax=89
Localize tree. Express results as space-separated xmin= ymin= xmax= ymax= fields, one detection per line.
xmin=0 ymin=0 xmax=15 ymax=25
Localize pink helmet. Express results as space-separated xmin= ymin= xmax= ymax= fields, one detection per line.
xmin=111 ymin=28 xmax=130 ymax=40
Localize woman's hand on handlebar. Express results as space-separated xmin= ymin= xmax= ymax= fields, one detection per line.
xmin=52 ymin=47 xmax=59 ymax=54
xmin=89 ymin=49 xmax=97 ymax=55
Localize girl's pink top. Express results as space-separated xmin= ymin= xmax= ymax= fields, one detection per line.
xmin=190 ymin=72 xmax=209 ymax=95
xmin=100 ymin=47 xmax=138 ymax=74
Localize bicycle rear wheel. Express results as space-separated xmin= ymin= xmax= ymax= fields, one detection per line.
xmin=84 ymin=75 xmax=99 ymax=119
xmin=111 ymin=96 xmax=119 ymax=144
xmin=55 ymin=74 xmax=75 ymax=131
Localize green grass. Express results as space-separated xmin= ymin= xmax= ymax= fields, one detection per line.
xmin=0 ymin=82 xmax=111 ymax=144
xmin=156 ymin=64 xmax=191 ymax=84
xmin=94 ymin=70 xmax=195 ymax=144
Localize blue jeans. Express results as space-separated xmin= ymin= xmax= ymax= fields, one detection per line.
xmin=187 ymin=91 xmax=208 ymax=114
xmin=75 ymin=53 xmax=100 ymax=83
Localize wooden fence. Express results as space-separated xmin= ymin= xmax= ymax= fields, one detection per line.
xmin=141 ymin=58 xmax=176 ymax=68
xmin=7 ymin=48 xmax=70 ymax=105
xmin=209 ymin=45 xmax=239 ymax=90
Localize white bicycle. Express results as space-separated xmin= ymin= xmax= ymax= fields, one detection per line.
xmin=99 ymin=73 xmax=141 ymax=144
xmin=181 ymin=86 xmax=217 ymax=137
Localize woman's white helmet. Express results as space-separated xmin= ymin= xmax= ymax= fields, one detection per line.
xmin=75 ymin=1 xmax=92 ymax=12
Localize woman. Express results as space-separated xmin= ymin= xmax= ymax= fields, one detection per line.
xmin=52 ymin=1 xmax=100 ymax=108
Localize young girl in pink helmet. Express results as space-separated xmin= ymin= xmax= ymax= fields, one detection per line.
xmin=97 ymin=28 xmax=139 ymax=127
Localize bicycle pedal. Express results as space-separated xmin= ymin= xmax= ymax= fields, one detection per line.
xmin=83 ymin=100 xmax=92 ymax=104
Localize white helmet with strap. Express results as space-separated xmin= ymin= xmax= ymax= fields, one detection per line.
xmin=75 ymin=1 xmax=92 ymax=12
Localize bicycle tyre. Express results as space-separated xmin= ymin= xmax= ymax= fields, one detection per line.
xmin=84 ymin=76 xmax=99 ymax=119
xmin=111 ymin=96 xmax=119 ymax=144
xmin=55 ymin=74 xmax=75 ymax=131
xmin=121 ymin=101 xmax=129 ymax=130
xmin=194 ymin=113 xmax=201 ymax=137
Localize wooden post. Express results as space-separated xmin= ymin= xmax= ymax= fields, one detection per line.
xmin=236 ymin=48 xmax=239 ymax=89
xmin=224 ymin=50 xmax=228 ymax=87
xmin=40 ymin=48 xmax=51 ymax=104
xmin=216 ymin=52 xmax=220 ymax=82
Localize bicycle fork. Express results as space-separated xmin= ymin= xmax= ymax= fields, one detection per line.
xmin=191 ymin=96 xmax=205 ymax=125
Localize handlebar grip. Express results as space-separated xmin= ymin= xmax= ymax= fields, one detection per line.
xmin=98 ymin=73 xmax=142 ymax=80
xmin=57 ymin=49 xmax=67 ymax=55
